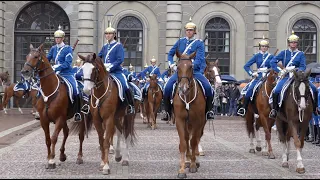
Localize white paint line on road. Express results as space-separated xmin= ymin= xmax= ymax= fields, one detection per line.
xmin=0 ymin=120 xmax=39 ymax=138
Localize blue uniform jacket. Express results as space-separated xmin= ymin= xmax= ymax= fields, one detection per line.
xmin=167 ymin=37 xmax=205 ymax=74
xmin=47 ymin=43 xmax=74 ymax=75
xmin=137 ymin=65 xmax=162 ymax=80
xmin=244 ymin=51 xmax=273 ymax=78
xmin=161 ymin=70 xmax=170 ymax=79
xmin=72 ymin=66 xmax=83 ymax=81
xmin=270 ymin=49 xmax=306 ymax=73
xmin=98 ymin=41 xmax=124 ymax=73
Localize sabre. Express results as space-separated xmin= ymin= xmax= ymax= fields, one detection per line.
xmin=72 ymin=39 xmax=80 ymax=51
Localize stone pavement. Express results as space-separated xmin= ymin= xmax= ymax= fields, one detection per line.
xmin=0 ymin=115 xmax=320 ymax=179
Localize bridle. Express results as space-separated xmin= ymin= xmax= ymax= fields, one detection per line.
xmin=177 ymin=59 xmax=195 ymax=96
xmin=82 ymin=62 xmax=105 ymax=89
xmin=24 ymin=49 xmax=53 ymax=79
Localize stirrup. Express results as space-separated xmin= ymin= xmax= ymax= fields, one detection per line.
xmin=127 ymin=105 xmax=135 ymax=114
xmin=81 ymin=104 xmax=90 ymax=114
xmin=237 ymin=108 xmax=246 ymax=116
xmin=74 ymin=113 xmax=82 ymax=122
xmin=206 ymin=111 xmax=215 ymax=120
xmin=269 ymin=109 xmax=277 ymax=119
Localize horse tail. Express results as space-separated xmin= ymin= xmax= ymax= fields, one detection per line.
xmin=69 ymin=113 xmax=93 ymax=136
xmin=245 ymin=105 xmax=255 ymax=138
xmin=123 ymin=113 xmax=137 ymax=146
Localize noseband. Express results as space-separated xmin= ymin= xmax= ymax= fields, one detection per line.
xmin=82 ymin=64 xmax=104 ymax=88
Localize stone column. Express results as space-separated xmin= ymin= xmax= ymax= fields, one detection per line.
xmin=0 ymin=2 xmax=4 ymax=73
xmin=166 ymin=1 xmax=182 ymax=68
xmin=78 ymin=1 xmax=94 ymax=57
xmin=254 ymin=1 xmax=269 ymax=52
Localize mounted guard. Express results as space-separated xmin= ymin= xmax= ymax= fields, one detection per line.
xmin=163 ymin=17 xmax=215 ymax=120
xmin=268 ymin=31 xmax=318 ymax=119
xmin=122 ymin=63 xmax=142 ymax=102
xmin=98 ymin=22 xmax=135 ymax=114
xmin=237 ymin=35 xmax=274 ymax=117
xmin=46 ymin=25 xmax=82 ymax=122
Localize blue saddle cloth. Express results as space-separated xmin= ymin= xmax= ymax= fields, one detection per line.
xmin=13 ymin=82 xmax=30 ymax=93
xmin=77 ymin=81 xmax=89 ymax=102
xmin=128 ymin=82 xmax=142 ymax=101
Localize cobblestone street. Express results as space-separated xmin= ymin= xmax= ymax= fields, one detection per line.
xmin=0 ymin=115 xmax=320 ymax=179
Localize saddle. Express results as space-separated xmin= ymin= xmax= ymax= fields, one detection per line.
xmin=250 ymin=75 xmax=268 ymax=101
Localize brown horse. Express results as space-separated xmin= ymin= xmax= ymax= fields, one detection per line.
xmin=143 ymin=74 xmax=163 ymax=130
xmin=276 ymin=69 xmax=312 ymax=174
xmin=0 ymin=71 xmax=9 ymax=86
xmin=20 ymin=44 xmax=88 ymax=169
xmin=245 ymin=69 xmax=277 ymax=158
xmin=2 ymin=82 xmax=38 ymax=114
xmin=204 ymin=59 xmax=222 ymax=86
xmin=79 ymin=53 xmax=136 ymax=175
xmin=173 ymin=51 xmax=206 ymax=178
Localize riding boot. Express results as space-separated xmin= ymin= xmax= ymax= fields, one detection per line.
xmin=161 ymin=96 xmax=171 ymax=121
xmin=237 ymin=97 xmax=250 ymax=117
xmin=125 ymin=89 xmax=135 ymax=114
xmin=160 ymin=100 xmax=169 ymax=121
xmin=206 ymin=96 xmax=215 ymax=120
xmin=73 ymin=95 xmax=82 ymax=122
xmin=269 ymin=93 xmax=279 ymax=119
xmin=316 ymin=126 xmax=320 ymax=146
xmin=313 ymin=95 xmax=318 ymax=115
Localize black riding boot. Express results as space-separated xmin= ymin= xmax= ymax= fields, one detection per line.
xmin=237 ymin=97 xmax=250 ymax=117
xmin=125 ymin=89 xmax=135 ymax=114
xmin=269 ymin=93 xmax=280 ymax=119
xmin=316 ymin=126 xmax=320 ymax=146
xmin=206 ymin=96 xmax=215 ymax=120
xmin=141 ymin=88 xmax=147 ymax=103
xmin=161 ymin=96 xmax=171 ymax=121
xmin=73 ymin=95 xmax=82 ymax=122
xmin=313 ymin=95 xmax=318 ymax=115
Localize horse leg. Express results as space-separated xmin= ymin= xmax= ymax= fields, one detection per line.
xmin=260 ymin=116 xmax=275 ymax=158
xmin=189 ymin=133 xmax=199 ymax=173
xmin=59 ymin=122 xmax=69 ymax=162
xmin=290 ymin=122 xmax=305 ymax=173
xmin=76 ymin=117 xmax=85 ymax=164
xmin=47 ymin=118 xmax=64 ymax=169
xmin=40 ymin=118 xmax=51 ymax=168
xmin=15 ymin=94 xmax=23 ymax=114
xmin=176 ymin=118 xmax=187 ymax=179
xmin=102 ymin=117 xmax=114 ymax=175
xmin=2 ymin=91 xmax=10 ymax=114
xmin=93 ymin=120 xmax=105 ymax=171
xmin=115 ymin=128 xmax=122 ymax=162
xmin=198 ymin=141 xmax=204 ymax=156
xmin=109 ymin=127 xmax=115 ymax=154
xmin=122 ymin=131 xmax=130 ymax=166
xmin=185 ymin=133 xmax=191 ymax=169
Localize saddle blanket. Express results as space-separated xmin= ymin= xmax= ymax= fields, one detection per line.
xmin=31 ymin=83 xmax=40 ymax=91
xmin=129 ymin=82 xmax=142 ymax=101
xmin=241 ymin=79 xmax=254 ymax=95
xmin=250 ymin=76 xmax=268 ymax=101
xmin=268 ymin=77 xmax=314 ymax=107
xmin=13 ymin=82 xmax=30 ymax=92
xmin=171 ymin=79 xmax=206 ymax=102
xmin=110 ymin=74 xmax=125 ymax=102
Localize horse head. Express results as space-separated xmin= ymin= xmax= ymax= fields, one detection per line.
xmin=267 ymin=69 xmax=278 ymax=87
xmin=21 ymin=43 xmax=47 ymax=80
xmin=205 ymin=58 xmax=222 ymax=87
xmin=79 ymin=53 xmax=107 ymax=94
xmin=176 ymin=50 xmax=196 ymax=95
xmin=149 ymin=73 xmax=158 ymax=89
xmin=292 ymin=69 xmax=312 ymax=110
xmin=0 ymin=70 xmax=9 ymax=83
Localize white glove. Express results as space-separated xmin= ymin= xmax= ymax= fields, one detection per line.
xmin=258 ymin=67 xmax=268 ymax=73
xmin=52 ymin=65 xmax=60 ymax=71
xmin=278 ymin=69 xmax=286 ymax=77
xmin=170 ymin=64 xmax=177 ymax=71
xmin=146 ymin=78 xmax=150 ymax=81
xmin=286 ymin=66 xmax=295 ymax=72
xmin=164 ymin=77 xmax=168 ymax=82
xmin=158 ymin=78 xmax=163 ymax=82
xmin=104 ymin=63 xmax=113 ymax=72
xmin=251 ymin=72 xmax=258 ymax=77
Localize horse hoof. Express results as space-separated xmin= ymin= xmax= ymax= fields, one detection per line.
xmin=256 ymin=146 xmax=262 ymax=152
xmin=102 ymin=168 xmax=110 ymax=175
xmin=282 ymin=162 xmax=289 ymax=168
xmin=115 ymin=156 xmax=122 ymax=162
xmin=177 ymin=173 xmax=187 ymax=179
xmin=268 ymin=154 xmax=275 ymax=159
xmin=122 ymin=160 xmax=129 ymax=166
xmin=249 ymin=149 xmax=255 ymax=153
xmin=46 ymin=163 xmax=56 ymax=169
xmin=185 ymin=162 xmax=190 ymax=168
xmin=59 ymin=155 xmax=67 ymax=162
xmin=199 ymin=152 xmax=205 ymax=156
xmin=296 ymin=167 xmax=305 ymax=174
xmin=76 ymin=158 xmax=83 ymax=164
xmin=196 ymin=162 xmax=200 ymax=168
xmin=109 ymin=149 xmax=115 ymax=154
xmin=189 ymin=167 xmax=197 ymax=173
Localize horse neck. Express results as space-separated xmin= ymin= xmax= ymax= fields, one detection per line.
xmin=38 ymin=59 xmax=59 ymax=96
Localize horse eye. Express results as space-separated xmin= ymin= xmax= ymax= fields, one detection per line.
xmin=34 ymin=56 xmax=38 ymax=59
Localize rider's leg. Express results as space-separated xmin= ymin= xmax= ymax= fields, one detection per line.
xmin=161 ymin=73 xmax=177 ymax=121
xmin=269 ymin=78 xmax=287 ymax=119
xmin=193 ymin=73 xmax=214 ymax=120
xmin=309 ymin=82 xmax=318 ymax=114
xmin=237 ymin=79 xmax=258 ymax=117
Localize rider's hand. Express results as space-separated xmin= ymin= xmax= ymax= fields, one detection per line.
xmin=104 ymin=63 xmax=113 ymax=72
xmin=278 ymin=69 xmax=286 ymax=77
xmin=170 ymin=64 xmax=177 ymax=71
xmin=52 ymin=65 xmax=59 ymax=71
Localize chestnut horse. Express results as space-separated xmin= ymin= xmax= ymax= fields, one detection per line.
xmin=244 ymin=69 xmax=277 ymax=158
xmin=143 ymin=74 xmax=163 ymax=130
xmin=79 ymin=53 xmax=136 ymax=175
xmin=276 ymin=69 xmax=312 ymax=174
xmin=173 ymin=51 xmax=206 ymax=178
xmin=0 ymin=71 xmax=9 ymax=86
xmin=20 ymin=44 xmax=88 ymax=169
xmin=2 ymin=81 xmax=38 ymax=114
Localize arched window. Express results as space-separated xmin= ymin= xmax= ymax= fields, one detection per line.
xmin=205 ymin=17 xmax=230 ymax=75
xmin=117 ymin=16 xmax=143 ymax=72
xmin=14 ymin=2 xmax=70 ymax=107
xmin=292 ymin=19 xmax=317 ymax=64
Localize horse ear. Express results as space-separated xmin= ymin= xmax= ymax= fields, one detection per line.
xmin=215 ymin=59 xmax=219 ymax=66
xmin=206 ymin=58 xmax=210 ymax=65
xmin=190 ymin=51 xmax=197 ymax=59
xmin=30 ymin=44 xmax=34 ymax=50
xmin=305 ymin=68 xmax=312 ymax=78
xmin=92 ymin=53 xmax=96 ymax=60
xmin=78 ymin=54 xmax=86 ymax=61
xmin=175 ymin=49 xmax=181 ymax=59
xmin=293 ymin=70 xmax=298 ymax=78
xmin=37 ymin=43 xmax=44 ymax=52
